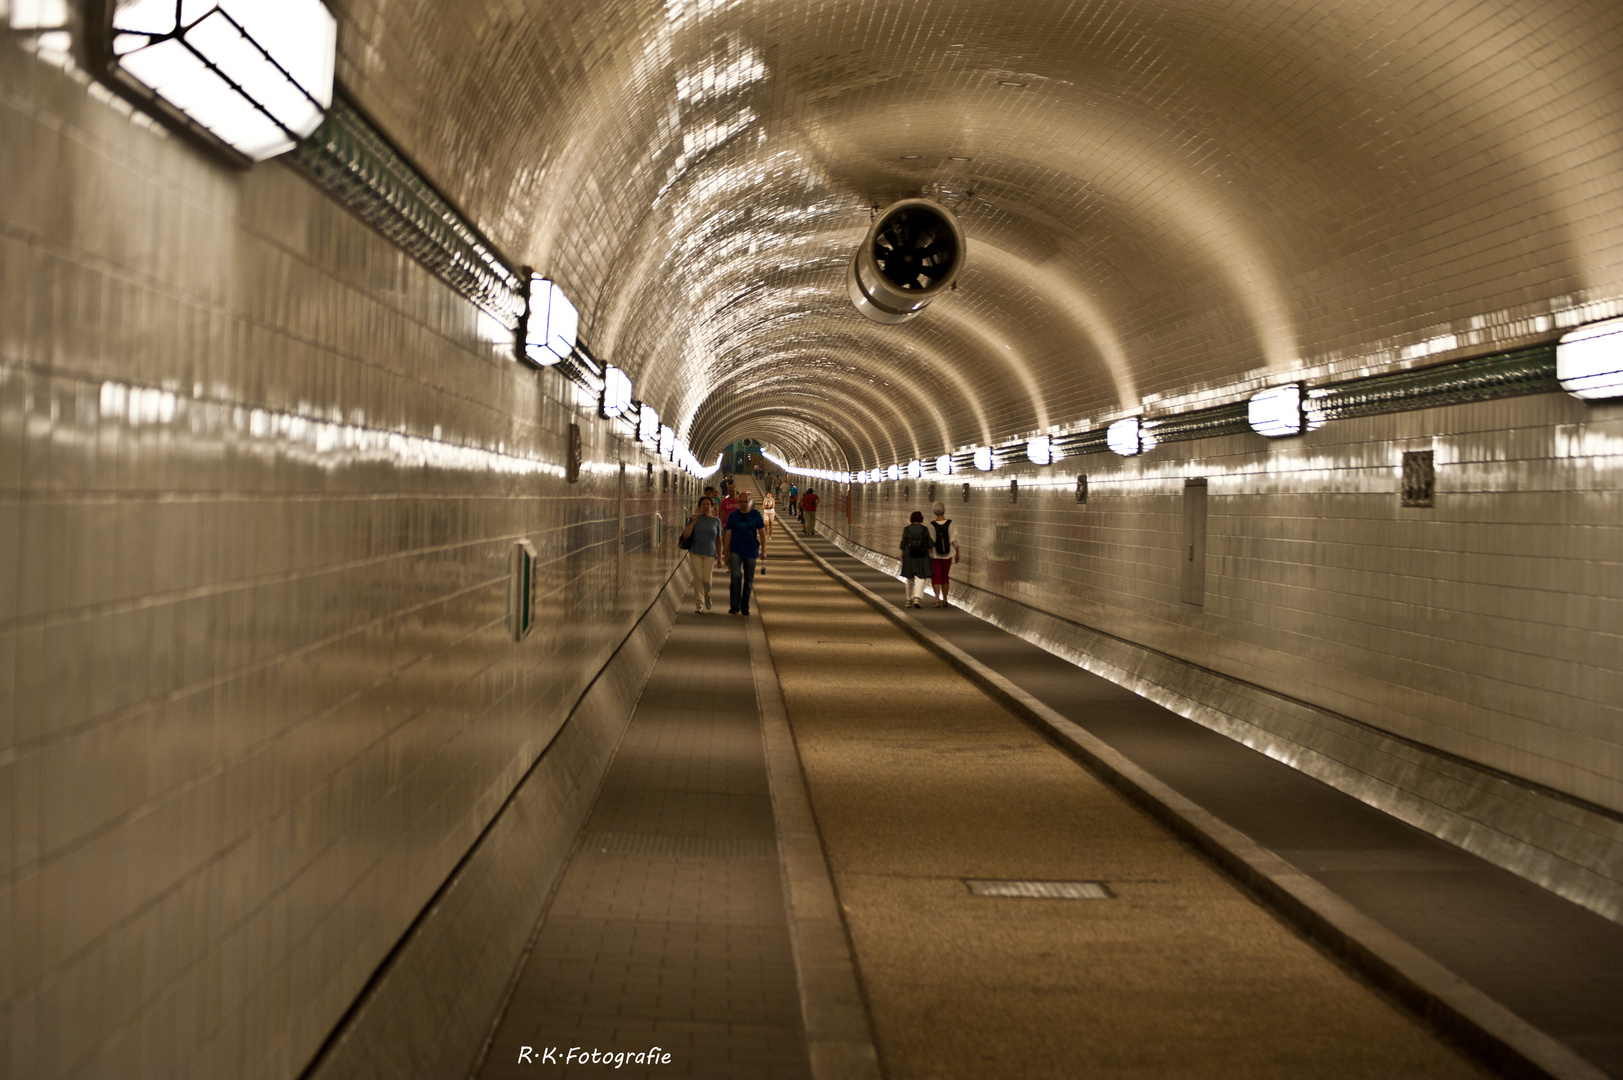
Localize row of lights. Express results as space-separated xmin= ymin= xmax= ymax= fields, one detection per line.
xmin=100 ymin=0 xmax=719 ymax=482
xmin=774 ymin=317 xmax=1623 ymax=483
xmin=590 ymin=332 xmax=718 ymax=477
xmin=93 ymin=2 xmax=1623 ymax=483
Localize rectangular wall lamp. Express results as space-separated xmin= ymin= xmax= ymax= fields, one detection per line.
xmin=102 ymin=0 xmax=337 ymax=164
xmin=1557 ymin=317 xmax=1623 ymax=399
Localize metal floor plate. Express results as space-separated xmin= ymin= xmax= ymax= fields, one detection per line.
xmin=964 ymin=879 xmax=1114 ymax=900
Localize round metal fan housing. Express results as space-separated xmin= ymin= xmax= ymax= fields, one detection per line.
xmin=846 ymin=199 xmax=966 ymax=324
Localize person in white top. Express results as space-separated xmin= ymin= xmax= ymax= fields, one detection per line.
xmin=761 ymin=491 xmax=777 ymax=539
xmin=928 ymin=501 xmax=960 ymax=607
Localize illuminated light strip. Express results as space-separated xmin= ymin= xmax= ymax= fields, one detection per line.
xmin=904 ymin=340 xmax=1568 ymax=471
xmin=91 ymin=378 xmax=726 ymax=484
xmin=688 ymin=452 xmax=724 ymax=478
xmin=761 ymin=449 xmax=850 ymax=484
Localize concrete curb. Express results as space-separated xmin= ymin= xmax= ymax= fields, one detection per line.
xmin=745 ymin=600 xmax=884 ymax=1080
xmin=787 ymin=529 xmax=1607 ymax=1080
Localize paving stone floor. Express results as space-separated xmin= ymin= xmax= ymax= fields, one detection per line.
xmin=476 ymin=611 xmax=811 ymax=1080
xmin=751 ymin=532 xmax=1494 ymax=1080
xmin=800 ymin=530 xmax=1623 ymax=1079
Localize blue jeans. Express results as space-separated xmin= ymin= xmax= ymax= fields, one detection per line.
xmin=729 ymin=553 xmax=757 ymax=613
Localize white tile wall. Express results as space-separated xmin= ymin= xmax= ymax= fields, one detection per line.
xmin=834 ymin=390 xmax=1623 ymax=813
xmin=1 ymin=43 xmax=690 ymax=1080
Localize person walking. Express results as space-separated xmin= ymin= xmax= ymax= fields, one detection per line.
xmin=787 ymin=481 xmax=800 ymax=519
xmin=929 ymin=501 xmax=960 ymax=606
xmin=761 ymin=489 xmax=776 ymax=539
xmin=800 ymin=487 xmax=819 ymax=535
xmin=719 ymin=485 xmax=739 ymax=527
xmin=680 ymin=497 xmax=726 ymax=613
xmin=722 ymin=490 xmax=766 ymax=616
xmin=899 ymin=510 xmax=934 ymax=608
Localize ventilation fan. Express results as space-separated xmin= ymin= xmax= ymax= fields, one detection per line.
xmin=847 ymin=199 xmax=966 ymax=324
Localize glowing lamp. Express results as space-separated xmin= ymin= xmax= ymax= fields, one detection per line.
xmin=1558 ymin=317 xmax=1623 ymax=400
xmin=523 ymin=277 xmax=578 ymax=367
xmin=934 ymin=454 xmax=953 ymax=475
xmin=1107 ymin=418 xmax=1142 ymax=457
xmin=973 ymin=446 xmax=994 ymax=472
xmin=1026 ymin=436 xmax=1052 ymax=466
xmin=602 ymin=366 xmax=633 ymax=419
xmin=1248 ymin=384 xmax=1305 ymax=437
xmin=886 ymin=464 xmax=900 ymax=481
xmin=638 ymin=405 xmax=660 ymax=444
xmin=107 ymin=0 xmax=337 ymax=163
xmin=907 ymin=460 xmax=923 ymax=479
xmin=659 ymin=425 xmax=674 ymax=459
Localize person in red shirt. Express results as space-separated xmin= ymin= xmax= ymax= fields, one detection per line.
xmin=719 ymin=488 xmax=739 ymax=526
xmin=800 ymin=488 xmax=819 ymax=535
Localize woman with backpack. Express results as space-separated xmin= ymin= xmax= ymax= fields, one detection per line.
xmin=899 ymin=510 xmax=934 ymax=608
xmin=929 ymin=501 xmax=960 ymax=607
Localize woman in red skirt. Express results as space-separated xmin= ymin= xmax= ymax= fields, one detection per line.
xmin=928 ymin=501 xmax=960 ymax=607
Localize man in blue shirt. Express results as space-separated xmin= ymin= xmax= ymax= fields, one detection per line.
xmin=722 ymin=490 xmax=766 ymax=616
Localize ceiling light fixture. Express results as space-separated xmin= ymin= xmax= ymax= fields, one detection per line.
xmin=934 ymin=454 xmax=954 ymax=475
xmin=523 ymin=277 xmax=579 ymax=367
xmin=1107 ymin=418 xmax=1142 ymax=457
xmin=1557 ymin=317 xmax=1623 ymax=399
xmin=103 ymin=0 xmax=337 ymax=164
xmin=601 ymin=366 xmax=633 ymax=420
xmin=1248 ymin=384 xmax=1306 ymax=437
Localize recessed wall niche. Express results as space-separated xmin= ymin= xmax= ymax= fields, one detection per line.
xmin=1402 ymin=450 xmax=1435 ymax=507
xmin=566 ymin=423 xmax=582 ymax=483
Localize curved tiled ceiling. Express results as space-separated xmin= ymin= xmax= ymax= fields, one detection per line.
xmin=329 ymin=0 xmax=1623 ymax=469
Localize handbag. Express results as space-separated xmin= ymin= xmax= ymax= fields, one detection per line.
xmin=678 ymin=517 xmax=695 ymax=550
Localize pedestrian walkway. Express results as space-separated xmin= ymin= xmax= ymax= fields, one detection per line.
xmin=789 ymin=527 xmax=1623 ymax=1080
xmin=748 ymin=532 xmax=1491 ymax=1080
xmin=475 ymin=610 xmax=812 ymax=1079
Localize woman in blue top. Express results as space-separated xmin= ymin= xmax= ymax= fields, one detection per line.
xmin=681 ymin=497 xmax=726 ymax=613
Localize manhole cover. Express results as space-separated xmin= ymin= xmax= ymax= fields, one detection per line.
xmin=964 ymin=879 xmax=1114 ymax=900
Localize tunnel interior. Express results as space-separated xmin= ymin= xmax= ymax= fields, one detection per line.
xmin=2 ymin=0 xmax=1622 ymax=1077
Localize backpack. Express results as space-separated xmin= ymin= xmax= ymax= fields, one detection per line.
xmin=931 ymin=520 xmax=952 ymax=556
xmin=904 ymin=523 xmax=932 ymax=559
